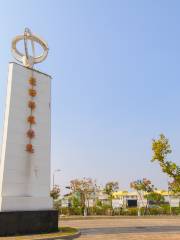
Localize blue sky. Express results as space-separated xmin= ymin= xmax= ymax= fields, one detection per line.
xmin=0 ymin=0 xmax=180 ymax=192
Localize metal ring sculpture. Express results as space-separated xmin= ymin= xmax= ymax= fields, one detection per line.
xmin=11 ymin=28 xmax=49 ymax=68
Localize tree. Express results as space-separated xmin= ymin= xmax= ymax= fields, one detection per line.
xmin=146 ymin=192 xmax=165 ymax=205
xmin=169 ymin=180 xmax=180 ymax=194
xmin=104 ymin=181 xmax=119 ymax=196
xmin=152 ymin=134 xmax=180 ymax=194
xmin=50 ymin=185 xmax=60 ymax=200
xmin=67 ymin=178 xmax=97 ymax=216
xmin=104 ymin=181 xmax=119 ymax=210
xmin=130 ymin=178 xmax=155 ymax=215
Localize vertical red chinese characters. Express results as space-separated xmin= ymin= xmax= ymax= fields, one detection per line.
xmin=26 ymin=75 xmax=37 ymax=153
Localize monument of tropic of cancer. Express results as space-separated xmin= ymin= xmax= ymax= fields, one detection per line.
xmin=0 ymin=28 xmax=58 ymax=236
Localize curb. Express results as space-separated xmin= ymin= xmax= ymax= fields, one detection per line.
xmin=39 ymin=231 xmax=81 ymax=240
xmin=58 ymin=231 xmax=81 ymax=239
xmin=61 ymin=215 xmax=180 ymax=221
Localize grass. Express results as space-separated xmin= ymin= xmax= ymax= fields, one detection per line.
xmin=0 ymin=227 xmax=78 ymax=240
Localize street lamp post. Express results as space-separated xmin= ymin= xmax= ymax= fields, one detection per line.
xmin=52 ymin=169 xmax=61 ymax=188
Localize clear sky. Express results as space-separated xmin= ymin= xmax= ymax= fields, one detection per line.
xmin=0 ymin=1 xmax=180 ymax=192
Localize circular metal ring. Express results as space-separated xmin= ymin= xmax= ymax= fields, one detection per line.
xmin=11 ymin=31 xmax=49 ymax=67
xmin=23 ymin=28 xmax=36 ymax=66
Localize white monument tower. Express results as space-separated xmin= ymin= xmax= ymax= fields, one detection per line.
xmin=0 ymin=28 xmax=58 ymax=236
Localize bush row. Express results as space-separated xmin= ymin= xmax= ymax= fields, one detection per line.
xmin=59 ymin=205 xmax=180 ymax=216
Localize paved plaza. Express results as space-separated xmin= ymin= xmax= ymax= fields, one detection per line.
xmin=61 ymin=217 xmax=180 ymax=239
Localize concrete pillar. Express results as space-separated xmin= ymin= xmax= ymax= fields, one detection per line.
xmin=0 ymin=62 xmax=52 ymax=211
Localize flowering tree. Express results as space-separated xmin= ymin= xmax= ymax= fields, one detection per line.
xmin=67 ymin=178 xmax=97 ymax=216
xmin=152 ymin=134 xmax=180 ymax=194
xmin=130 ymin=178 xmax=155 ymax=215
xmin=50 ymin=185 xmax=61 ymax=200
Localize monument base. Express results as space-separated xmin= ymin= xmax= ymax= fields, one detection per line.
xmin=0 ymin=196 xmax=53 ymax=211
xmin=0 ymin=210 xmax=58 ymax=236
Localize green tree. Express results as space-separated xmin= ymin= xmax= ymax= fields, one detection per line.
xmin=152 ymin=134 xmax=180 ymax=194
xmin=104 ymin=181 xmax=119 ymax=196
xmin=104 ymin=181 xmax=119 ymax=209
xmin=146 ymin=192 xmax=165 ymax=205
xmin=71 ymin=196 xmax=81 ymax=208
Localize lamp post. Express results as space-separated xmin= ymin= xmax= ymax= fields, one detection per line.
xmin=52 ymin=169 xmax=61 ymax=188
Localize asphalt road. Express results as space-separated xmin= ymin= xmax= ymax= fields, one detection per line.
xmin=61 ymin=217 xmax=180 ymax=239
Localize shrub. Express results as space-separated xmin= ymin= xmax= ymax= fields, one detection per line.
xmin=171 ymin=207 xmax=180 ymax=215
